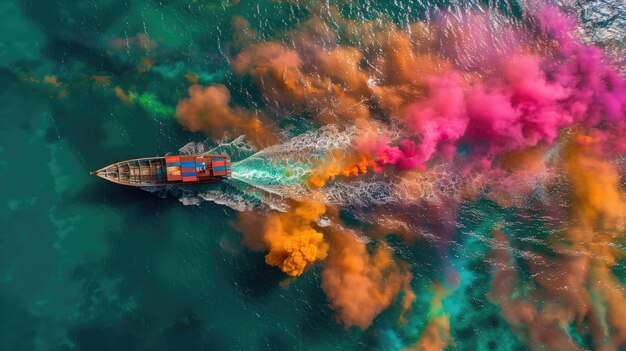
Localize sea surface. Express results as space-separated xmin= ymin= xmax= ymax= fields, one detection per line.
xmin=1 ymin=0 xmax=625 ymax=350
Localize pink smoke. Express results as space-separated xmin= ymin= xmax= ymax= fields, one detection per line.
xmin=363 ymin=7 xmax=625 ymax=171
xmin=358 ymin=138 xmax=424 ymax=171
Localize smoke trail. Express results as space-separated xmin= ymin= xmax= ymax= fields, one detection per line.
xmin=321 ymin=225 xmax=415 ymax=330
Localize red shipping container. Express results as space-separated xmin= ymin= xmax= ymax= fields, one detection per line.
xmin=182 ymin=176 xmax=198 ymax=182
xmin=180 ymin=155 xmax=195 ymax=162
xmin=212 ymin=160 xmax=226 ymax=167
xmin=165 ymin=155 xmax=180 ymax=164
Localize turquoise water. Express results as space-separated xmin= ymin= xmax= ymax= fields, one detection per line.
xmin=1 ymin=0 xmax=625 ymax=350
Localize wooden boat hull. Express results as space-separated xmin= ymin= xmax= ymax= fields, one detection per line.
xmin=91 ymin=154 xmax=231 ymax=187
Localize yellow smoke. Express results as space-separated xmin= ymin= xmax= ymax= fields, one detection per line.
xmin=235 ymin=201 xmax=329 ymax=276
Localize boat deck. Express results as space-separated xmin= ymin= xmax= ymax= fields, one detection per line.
xmin=97 ymin=158 xmax=167 ymax=186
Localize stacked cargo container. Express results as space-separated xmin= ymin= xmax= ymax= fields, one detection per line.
xmin=180 ymin=155 xmax=198 ymax=182
xmin=161 ymin=155 xmax=231 ymax=184
xmin=165 ymin=156 xmax=182 ymax=181
xmin=212 ymin=158 xmax=228 ymax=176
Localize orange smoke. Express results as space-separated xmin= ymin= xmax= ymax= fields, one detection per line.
xmin=563 ymin=136 xmax=624 ymax=233
xmin=559 ymin=136 xmax=626 ymax=349
xmin=489 ymin=134 xmax=626 ymax=350
xmin=230 ymin=14 xmax=449 ymax=125
xmin=231 ymin=42 xmax=306 ymax=111
xmin=321 ymin=227 xmax=414 ymax=329
xmin=136 ymin=56 xmax=155 ymax=73
xmin=231 ymin=16 xmax=257 ymax=49
xmin=232 ymin=40 xmax=373 ymax=123
xmin=499 ymin=146 xmax=548 ymax=174
xmin=234 ymin=201 xmax=329 ymax=276
xmin=91 ymin=75 xmax=111 ymax=86
xmin=43 ymin=75 xmax=61 ymax=87
xmin=483 ymin=146 xmax=555 ymax=207
xmin=175 ymin=84 xmax=278 ymax=146
xmin=307 ymin=129 xmax=397 ymax=188
xmin=114 ymin=86 xmax=134 ymax=104
xmin=489 ymin=229 xmax=586 ymax=351
xmin=307 ymin=150 xmax=377 ymax=188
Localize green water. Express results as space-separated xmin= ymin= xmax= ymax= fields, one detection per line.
xmin=0 ymin=64 xmax=359 ymax=348
xmin=0 ymin=1 xmax=377 ymax=349
xmin=1 ymin=0 xmax=624 ymax=350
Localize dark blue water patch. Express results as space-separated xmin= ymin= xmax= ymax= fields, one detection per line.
xmin=260 ymin=332 xmax=293 ymax=351
xmin=64 ymin=309 xmax=234 ymax=351
xmin=0 ymin=68 xmax=49 ymax=139
xmin=160 ymin=313 xmax=232 ymax=351
xmin=2 ymin=1 xmax=623 ymax=350
xmin=68 ymin=180 xmax=179 ymax=212
xmin=66 ymin=317 xmax=145 ymax=351
xmin=43 ymin=86 xmax=194 ymax=167
xmin=68 ymin=198 xmax=243 ymax=349
xmin=226 ymin=251 xmax=285 ymax=301
xmin=43 ymin=36 xmax=135 ymax=75
xmin=19 ymin=0 xmax=131 ymax=39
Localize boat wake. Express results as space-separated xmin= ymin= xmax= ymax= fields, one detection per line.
xmin=144 ymin=123 xmax=563 ymax=211
xmin=168 ymin=126 xmax=361 ymax=211
xmin=144 ymin=126 xmax=450 ymax=211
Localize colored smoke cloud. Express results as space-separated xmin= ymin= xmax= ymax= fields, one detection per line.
xmin=176 ymin=84 xmax=278 ymax=146
xmin=560 ymin=138 xmax=626 ymax=350
xmin=490 ymin=136 xmax=626 ymax=351
xmin=231 ymin=5 xmax=623 ymax=178
xmin=234 ymin=201 xmax=329 ymax=276
xmin=489 ymin=229 xmax=585 ymax=351
xmin=221 ymin=4 xmax=626 ymax=344
xmin=321 ymin=227 xmax=414 ymax=330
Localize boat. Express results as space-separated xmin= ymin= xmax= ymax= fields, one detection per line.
xmin=90 ymin=154 xmax=231 ymax=187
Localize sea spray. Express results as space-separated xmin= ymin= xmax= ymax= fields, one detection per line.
xmin=229 ymin=126 xmax=357 ymax=197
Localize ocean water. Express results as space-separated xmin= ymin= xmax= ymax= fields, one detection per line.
xmin=1 ymin=0 xmax=625 ymax=350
